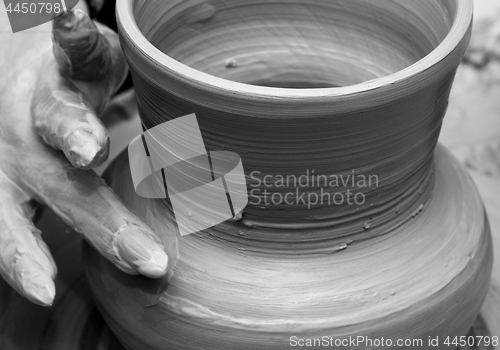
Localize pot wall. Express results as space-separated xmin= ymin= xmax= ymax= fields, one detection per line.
xmin=81 ymin=1 xmax=493 ymax=349
xmin=117 ymin=0 xmax=472 ymax=243
xmin=86 ymin=145 xmax=492 ymax=350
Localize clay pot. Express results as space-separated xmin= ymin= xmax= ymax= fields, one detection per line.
xmin=83 ymin=0 xmax=493 ymax=349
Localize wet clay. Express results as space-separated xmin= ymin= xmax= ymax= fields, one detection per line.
xmin=83 ymin=1 xmax=493 ymax=349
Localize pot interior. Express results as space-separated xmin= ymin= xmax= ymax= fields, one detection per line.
xmin=132 ymin=0 xmax=457 ymax=88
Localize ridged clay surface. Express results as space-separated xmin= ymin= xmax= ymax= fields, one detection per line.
xmin=86 ymin=145 xmax=492 ymax=350
xmin=83 ymin=0 xmax=493 ymax=349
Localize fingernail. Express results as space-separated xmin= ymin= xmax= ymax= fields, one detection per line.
xmin=67 ymin=129 xmax=109 ymax=169
xmin=115 ymin=227 xmax=168 ymax=278
xmin=18 ymin=272 xmax=55 ymax=307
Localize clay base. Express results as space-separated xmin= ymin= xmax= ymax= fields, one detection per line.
xmin=82 ymin=144 xmax=493 ymax=350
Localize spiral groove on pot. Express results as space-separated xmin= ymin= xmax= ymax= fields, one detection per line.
xmin=117 ymin=0 xmax=471 ymax=246
xmin=88 ymin=2 xmax=494 ymax=350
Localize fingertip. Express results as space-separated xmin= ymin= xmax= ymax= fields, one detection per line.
xmin=67 ymin=129 xmax=109 ymax=169
xmin=53 ymin=9 xmax=92 ymax=32
xmin=19 ymin=271 xmax=56 ymax=307
xmin=134 ymin=262 xmax=168 ymax=278
xmin=114 ymin=226 xmax=169 ymax=279
xmin=31 ymin=82 xmax=110 ymax=169
xmin=53 ymin=10 xmax=96 ymax=51
xmin=135 ymin=250 xmax=169 ymax=278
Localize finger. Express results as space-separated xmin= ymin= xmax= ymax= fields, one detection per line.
xmin=52 ymin=9 xmax=111 ymax=82
xmin=0 ymin=171 xmax=57 ymax=306
xmin=23 ymin=150 xmax=168 ymax=278
xmin=52 ymin=10 xmax=128 ymax=111
xmin=31 ymin=69 xmax=109 ymax=169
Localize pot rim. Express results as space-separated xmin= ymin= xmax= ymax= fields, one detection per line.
xmin=116 ymin=0 xmax=473 ymax=100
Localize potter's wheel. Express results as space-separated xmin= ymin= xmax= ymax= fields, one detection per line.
xmin=0 ymin=205 xmax=494 ymax=349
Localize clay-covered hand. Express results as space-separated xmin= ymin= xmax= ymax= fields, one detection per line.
xmin=0 ymin=8 xmax=168 ymax=306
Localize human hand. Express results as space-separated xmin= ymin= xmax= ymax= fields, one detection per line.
xmin=0 ymin=7 xmax=169 ymax=306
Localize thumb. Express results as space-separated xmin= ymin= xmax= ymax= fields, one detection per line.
xmin=52 ymin=9 xmax=111 ymax=82
xmin=52 ymin=9 xmax=128 ymax=112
